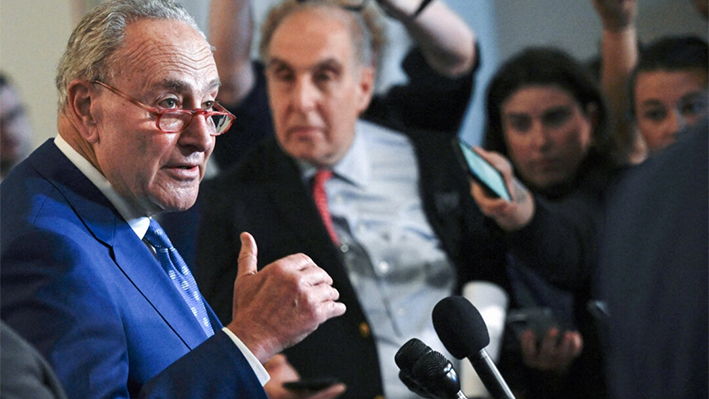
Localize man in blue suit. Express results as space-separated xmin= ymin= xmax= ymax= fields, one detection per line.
xmin=0 ymin=0 xmax=345 ymax=398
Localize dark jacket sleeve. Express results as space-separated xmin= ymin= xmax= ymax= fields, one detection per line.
xmin=363 ymin=45 xmax=479 ymax=134
xmin=211 ymin=62 xmax=274 ymax=171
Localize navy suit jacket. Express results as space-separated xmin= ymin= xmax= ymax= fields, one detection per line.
xmin=0 ymin=140 xmax=267 ymax=399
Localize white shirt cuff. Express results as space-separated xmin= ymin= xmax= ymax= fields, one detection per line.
xmin=221 ymin=327 xmax=271 ymax=386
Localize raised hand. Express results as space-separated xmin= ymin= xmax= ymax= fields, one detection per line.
xmin=226 ymin=232 xmax=346 ymax=363
xmin=468 ymin=147 xmax=535 ymax=232
xmin=591 ymin=0 xmax=637 ymax=31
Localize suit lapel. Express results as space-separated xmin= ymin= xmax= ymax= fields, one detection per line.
xmin=266 ymin=146 xmax=339 ymax=252
xmin=259 ymin=144 xmax=365 ymax=313
xmin=35 ymin=142 xmax=209 ymax=349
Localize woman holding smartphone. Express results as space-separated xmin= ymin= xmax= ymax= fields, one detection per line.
xmin=476 ymin=46 xmax=624 ymax=399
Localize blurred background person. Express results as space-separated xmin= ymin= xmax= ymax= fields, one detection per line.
xmin=208 ymin=0 xmax=477 ymax=171
xmin=599 ymin=117 xmax=708 ymax=399
xmin=629 ymin=35 xmax=708 ymax=155
xmin=470 ymin=9 xmax=707 ymax=391
xmin=195 ymin=1 xmax=511 ymax=398
xmin=161 ymin=0 xmax=480 ymax=268
xmin=482 ymin=46 xmax=622 ymax=399
xmin=591 ymin=0 xmax=708 ymax=163
xmin=0 ymin=72 xmax=34 ymax=180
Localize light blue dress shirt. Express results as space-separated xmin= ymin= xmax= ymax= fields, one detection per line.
xmin=302 ymin=120 xmax=459 ymax=399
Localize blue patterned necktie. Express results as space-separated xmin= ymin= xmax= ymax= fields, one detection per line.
xmin=144 ymin=218 xmax=214 ymax=337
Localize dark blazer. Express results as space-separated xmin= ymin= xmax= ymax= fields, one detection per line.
xmin=499 ymin=156 xmax=622 ymax=399
xmin=196 ymin=128 xmax=508 ymax=399
xmin=599 ymin=119 xmax=708 ymax=399
xmin=0 ymin=141 xmax=267 ymax=399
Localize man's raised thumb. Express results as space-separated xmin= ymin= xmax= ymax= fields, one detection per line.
xmin=237 ymin=232 xmax=258 ymax=278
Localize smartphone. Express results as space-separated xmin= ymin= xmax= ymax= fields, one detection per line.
xmin=506 ymin=307 xmax=569 ymax=347
xmin=452 ymin=138 xmax=512 ymax=202
xmin=283 ymin=377 xmax=341 ymax=392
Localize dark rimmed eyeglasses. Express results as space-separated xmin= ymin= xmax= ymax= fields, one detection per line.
xmin=91 ymin=80 xmax=235 ymax=136
xmin=295 ymin=0 xmax=370 ymax=12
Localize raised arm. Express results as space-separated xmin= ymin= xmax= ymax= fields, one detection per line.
xmin=378 ymin=0 xmax=477 ymax=77
xmin=591 ymin=0 xmax=646 ymax=164
xmin=209 ymin=0 xmax=256 ymax=105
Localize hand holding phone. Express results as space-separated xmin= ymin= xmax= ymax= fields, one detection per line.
xmin=506 ymin=307 xmax=565 ymax=345
xmin=506 ymin=307 xmax=582 ymax=371
xmin=452 ymin=138 xmax=512 ymax=202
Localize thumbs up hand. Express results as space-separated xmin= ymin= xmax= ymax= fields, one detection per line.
xmin=226 ymin=232 xmax=346 ymax=363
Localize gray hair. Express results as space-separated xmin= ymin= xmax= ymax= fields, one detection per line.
xmin=259 ymin=0 xmax=384 ymax=69
xmin=55 ymin=0 xmax=205 ymax=110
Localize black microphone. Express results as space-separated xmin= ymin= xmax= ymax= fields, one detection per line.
xmin=413 ymin=350 xmax=467 ymax=399
xmin=395 ymin=338 xmax=468 ymax=399
xmin=395 ymin=337 xmax=433 ymax=374
xmin=432 ymin=296 xmax=516 ymax=399
xmin=395 ymin=338 xmax=436 ymax=399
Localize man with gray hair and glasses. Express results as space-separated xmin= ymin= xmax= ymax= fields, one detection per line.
xmin=0 ymin=0 xmax=345 ymax=397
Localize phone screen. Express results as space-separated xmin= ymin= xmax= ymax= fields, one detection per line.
xmin=454 ymin=139 xmax=512 ymax=202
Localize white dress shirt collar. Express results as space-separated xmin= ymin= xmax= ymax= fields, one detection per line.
xmin=53 ymin=135 xmax=150 ymax=239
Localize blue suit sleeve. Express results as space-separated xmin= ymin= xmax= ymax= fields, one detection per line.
xmin=140 ymin=331 xmax=267 ymax=399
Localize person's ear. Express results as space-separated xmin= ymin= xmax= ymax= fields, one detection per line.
xmin=355 ymin=65 xmax=375 ymax=113
xmin=67 ymin=80 xmax=100 ymax=143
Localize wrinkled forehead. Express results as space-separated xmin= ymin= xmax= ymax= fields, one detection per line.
xmin=269 ymin=7 xmax=356 ymax=62
xmin=111 ymin=19 xmax=218 ymax=91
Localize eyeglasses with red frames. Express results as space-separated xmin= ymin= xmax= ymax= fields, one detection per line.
xmin=91 ymin=80 xmax=235 ymax=135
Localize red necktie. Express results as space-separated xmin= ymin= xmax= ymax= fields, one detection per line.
xmin=312 ymin=169 xmax=339 ymax=245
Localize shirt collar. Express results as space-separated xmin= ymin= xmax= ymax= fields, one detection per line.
xmin=297 ymin=119 xmax=371 ymax=188
xmin=54 ymin=135 xmax=150 ymax=239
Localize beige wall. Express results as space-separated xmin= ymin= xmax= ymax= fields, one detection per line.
xmin=1 ymin=0 xmax=74 ymax=149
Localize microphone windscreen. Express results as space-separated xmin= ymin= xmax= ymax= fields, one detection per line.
xmin=412 ymin=350 xmax=462 ymax=399
xmin=432 ymin=296 xmax=490 ymax=359
xmin=412 ymin=350 xmax=450 ymax=381
xmin=395 ymin=338 xmax=432 ymax=374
